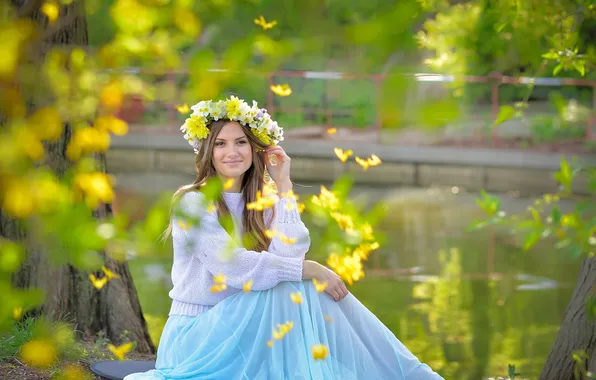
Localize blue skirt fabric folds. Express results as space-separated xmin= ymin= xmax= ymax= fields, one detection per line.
xmin=124 ymin=280 xmax=443 ymax=380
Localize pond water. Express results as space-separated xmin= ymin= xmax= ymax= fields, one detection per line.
xmin=125 ymin=184 xmax=580 ymax=380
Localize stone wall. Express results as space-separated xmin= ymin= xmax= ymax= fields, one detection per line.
xmin=106 ymin=135 xmax=595 ymax=196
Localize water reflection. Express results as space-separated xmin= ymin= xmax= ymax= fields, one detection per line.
xmin=123 ymin=185 xmax=579 ymax=380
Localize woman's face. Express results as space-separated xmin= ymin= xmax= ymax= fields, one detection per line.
xmin=212 ymin=121 xmax=253 ymax=191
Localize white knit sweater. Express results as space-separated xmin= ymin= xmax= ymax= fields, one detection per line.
xmin=168 ymin=191 xmax=310 ymax=316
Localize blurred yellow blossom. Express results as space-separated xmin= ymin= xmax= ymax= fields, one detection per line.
xmin=108 ymin=342 xmax=134 ymax=360
xmin=102 ymin=266 xmax=120 ymax=280
xmin=312 ymin=344 xmax=328 ymax=360
xmin=223 ymin=178 xmax=235 ymax=190
xmin=20 ymin=339 xmax=58 ymax=368
xmin=66 ymin=127 xmax=111 ymax=160
xmin=210 ymin=284 xmax=227 ymax=293
xmin=254 ymin=15 xmax=277 ymax=30
xmin=95 ymin=115 xmax=128 ymax=136
xmin=13 ymin=307 xmax=23 ymax=320
xmin=327 ymin=128 xmax=337 ymax=135
xmin=41 ymin=1 xmax=60 ymax=23
xmin=313 ymin=278 xmax=327 ymax=292
xmin=100 ymin=82 xmax=124 ymax=111
xmin=272 ymin=321 xmax=293 ymax=341
xmin=176 ymin=104 xmax=190 ymax=114
xmin=14 ymin=127 xmax=44 ymax=161
xmin=247 ymin=190 xmax=276 ymax=211
xmin=290 ymin=291 xmax=302 ymax=304
xmin=74 ymin=172 xmax=114 ymax=208
xmin=174 ymin=7 xmax=201 ymax=37
xmin=270 ymin=84 xmax=292 ymax=97
xmin=333 ymin=148 xmax=353 ymax=163
xmin=330 ymin=212 xmax=355 ymax=230
xmin=327 ymin=253 xmax=364 ymax=285
xmin=213 ymin=273 xmax=226 ymax=284
xmin=279 ymin=234 xmax=297 ymax=244
xmin=61 ymin=364 xmax=93 ymax=380
xmin=0 ymin=20 xmax=34 ymax=78
xmin=2 ymin=179 xmax=35 ymax=219
xmin=243 ymin=280 xmax=253 ymax=292
xmin=311 ymin=186 xmax=340 ymax=211
xmin=89 ymin=274 xmax=108 ymax=289
xmin=27 ymin=107 xmax=63 ymax=141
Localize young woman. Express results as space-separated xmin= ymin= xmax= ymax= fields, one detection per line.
xmin=124 ymin=97 xmax=443 ymax=380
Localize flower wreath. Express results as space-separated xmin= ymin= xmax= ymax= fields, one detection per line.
xmin=180 ymin=96 xmax=284 ymax=153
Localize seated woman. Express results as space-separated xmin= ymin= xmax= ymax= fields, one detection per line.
xmin=125 ymin=97 xmax=444 ymax=380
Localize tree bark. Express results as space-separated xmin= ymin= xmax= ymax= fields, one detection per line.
xmin=2 ymin=0 xmax=155 ymax=354
xmin=539 ymin=257 xmax=596 ymax=380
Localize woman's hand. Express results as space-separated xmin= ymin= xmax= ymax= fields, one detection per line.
xmin=264 ymin=146 xmax=292 ymax=194
xmin=302 ymin=260 xmax=349 ymax=302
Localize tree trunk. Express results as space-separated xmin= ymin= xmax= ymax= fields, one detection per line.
xmin=2 ymin=0 xmax=155 ymax=354
xmin=539 ymin=258 xmax=596 ymax=380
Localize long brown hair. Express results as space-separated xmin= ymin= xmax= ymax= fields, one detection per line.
xmin=164 ymin=119 xmax=274 ymax=251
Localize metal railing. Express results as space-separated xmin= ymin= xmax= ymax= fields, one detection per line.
xmin=120 ymin=68 xmax=596 ymax=143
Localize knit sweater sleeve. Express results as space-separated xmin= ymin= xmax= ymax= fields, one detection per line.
xmin=265 ymin=196 xmax=310 ymax=259
xmin=173 ymin=192 xmax=303 ymax=291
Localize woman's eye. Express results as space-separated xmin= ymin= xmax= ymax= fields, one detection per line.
xmin=238 ymin=140 xmax=247 ymax=145
xmin=215 ymin=142 xmax=224 ymax=146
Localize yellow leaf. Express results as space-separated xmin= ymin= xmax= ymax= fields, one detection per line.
xmin=312 ymin=344 xmax=328 ymax=360
xmin=297 ymin=203 xmax=305 ymax=213
xmin=41 ymin=1 xmax=60 ymax=24
xmin=175 ymin=103 xmax=190 ymax=114
xmin=327 ymin=128 xmax=337 ymax=135
xmin=254 ymin=15 xmax=277 ymax=30
xmin=313 ymin=278 xmax=327 ymax=293
xmin=333 ymin=148 xmax=353 ymax=163
xmin=324 ymin=314 xmax=333 ymax=323
xmin=270 ymin=84 xmax=292 ymax=97
xmin=107 ymin=342 xmax=133 ymax=361
xmin=223 ymin=178 xmax=235 ymax=190
xmin=89 ymin=274 xmax=108 ymax=289
xmin=243 ymin=280 xmax=253 ymax=292
xmin=101 ymin=266 xmax=120 ymax=280
xmin=290 ymin=291 xmax=302 ymax=304
xmin=20 ymin=339 xmax=58 ymax=368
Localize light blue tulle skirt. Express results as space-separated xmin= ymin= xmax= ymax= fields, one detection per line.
xmin=124 ymin=280 xmax=443 ymax=380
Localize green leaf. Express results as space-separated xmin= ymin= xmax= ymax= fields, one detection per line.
xmin=553 ymin=64 xmax=563 ymax=76
xmin=523 ymin=231 xmax=541 ymax=251
xmin=553 ymin=156 xmax=573 ymax=192
xmin=551 ymin=206 xmax=562 ymax=226
xmin=541 ymin=51 xmax=559 ymax=60
xmin=201 ymin=177 xmax=224 ymax=202
xmin=493 ymin=105 xmax=516 ymax=126
xmin=466 ymin=219 xmax=490 ymax=232
xmin=572 ymin=60 xmax=586 ymax=76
